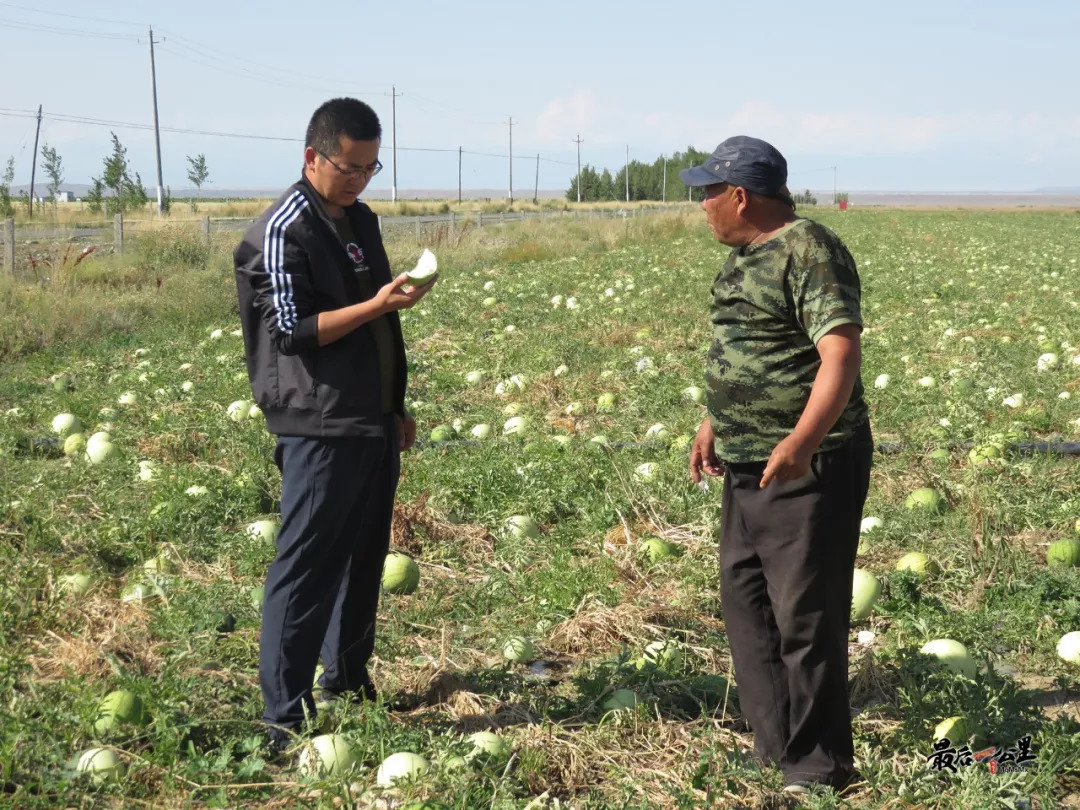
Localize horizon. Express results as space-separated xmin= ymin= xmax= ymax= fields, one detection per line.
xmin=10 ymin=183 xmax=1080 ymax=199
xmin=2 ymin=0 xmax=1079 ymax=196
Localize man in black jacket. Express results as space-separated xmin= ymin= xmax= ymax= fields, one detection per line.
xmin=234 ymin=97 xmax=434 ymax=748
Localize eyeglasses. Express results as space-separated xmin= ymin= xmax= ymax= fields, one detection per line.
xmin=315 ymin=149 xmax=383 ymax=179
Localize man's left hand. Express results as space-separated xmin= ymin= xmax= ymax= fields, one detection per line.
xmin=396 ymin=411 xmax=417 ymax=452
xmin=760 ymin=432 xmax=818 ymax=489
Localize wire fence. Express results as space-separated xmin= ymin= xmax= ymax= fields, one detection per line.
xmin=1 ymin=204 xmax=689 ymax=278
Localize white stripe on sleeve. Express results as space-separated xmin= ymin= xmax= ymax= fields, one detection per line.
xmin=261 ymin=191 xmax=308 ymax=334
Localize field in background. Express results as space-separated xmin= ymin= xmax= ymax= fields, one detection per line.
xmin=2 ymin=208 xmax=1080 ymax=809
xmin=8 ymin=197 xmax=688 ymax=228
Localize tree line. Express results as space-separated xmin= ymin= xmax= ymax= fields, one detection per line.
xmin=566 ymin=147 xmax=713 ymax=203
xmin=0 ymin=133 xmax=211 ymax=218
xmin=566 ymin=148 xmax=829 ymax=206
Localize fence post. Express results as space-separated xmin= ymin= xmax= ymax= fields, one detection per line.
xmin=3 ymin=217 xmax=14 ymax=277
xmin=478 ymin=212 xmax=483 ymax=229
xmin=415 ymin=216 xmax=421 ymax=243
xmin=450 ymin=211 xmax=456 ymax=237
xmin=203 ymin=216 xmax=211 ymax=246
xmin=114 ymin=213 xmax=124 ymax=255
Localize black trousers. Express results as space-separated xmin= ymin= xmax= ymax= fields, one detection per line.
xmin=259 ymin=417 xmax=400 ymax=729
xmin=719 ymin=420 xmax=872 ymax=787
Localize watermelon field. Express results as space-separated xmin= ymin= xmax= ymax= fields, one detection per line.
xmin=2 ymin=206 xmax=1079 ymax=809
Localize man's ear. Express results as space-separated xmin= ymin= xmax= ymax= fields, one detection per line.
xmin=303 ymin=146 xmax=317 ymax=170
xmin=733 ymin=186 xmax=750 ymax=215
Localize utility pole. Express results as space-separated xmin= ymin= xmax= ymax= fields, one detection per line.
xmin=391 ymin=86 xmax=399 ymax=203
xmin=458 ymin=146 xmax=462 ymax=204
xmin=148 ymin=28 xmax=165 ymax=214
xmin=28 ymin=105 xmax=42 ymax=219
xmin=662 ymin=156 xmax=667 ymax=203
xmin=507 ymin=117 xmax=514 ymax=204
xmin=573 ymin=133 xmax=583 ymax=203
xmin=624 ymin=144 xmax=629 ymax=203
xmin=832 ymin=165 xmax=837 ymax=205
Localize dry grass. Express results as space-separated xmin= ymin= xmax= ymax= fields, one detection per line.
xmin=390 ymin=495 xmax=497 ymax=568
xmin=11 ymin=198 xmax=689 ymax=228
xmin=1 ymin=206 xmax=696 ymax=366
xmin=27 ymin=591 xmax=165 ymax=683
xmin=513 ymin=719 xmax=779 ymax=809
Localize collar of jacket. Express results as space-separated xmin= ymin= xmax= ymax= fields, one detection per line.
xmin=296 ymin=173 xmax=364 ymax=241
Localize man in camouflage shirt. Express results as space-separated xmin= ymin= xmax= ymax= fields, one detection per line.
xmin=683 ymin=136 xmax=872 ymax=797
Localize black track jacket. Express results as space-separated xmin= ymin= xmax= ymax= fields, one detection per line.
xmin=234 ymin=176 xmax=407 ymax=437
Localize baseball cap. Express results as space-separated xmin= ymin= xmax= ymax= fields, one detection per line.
xmin=680 ymin=135 xmax=789 ymax=198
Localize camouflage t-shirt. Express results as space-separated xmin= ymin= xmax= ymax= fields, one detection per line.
xmin=706 ymin=217 xmax=868 ymax=463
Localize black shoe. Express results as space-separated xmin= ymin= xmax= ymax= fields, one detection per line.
xmin=315 ymin=671 xmax=378 ymax=703
xmin=262 ymin=727 xmax=298 ymax=763
xmin=835 ymin=769 xmax=865 ymax=795
xmin=315 ymin=680 xmax=377 ymax=706
xmin=783 ymin=770 xmax=863 ymax=796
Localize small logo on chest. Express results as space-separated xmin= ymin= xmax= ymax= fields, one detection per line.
xmin=345 ymin=242 xmax=368 ymax=272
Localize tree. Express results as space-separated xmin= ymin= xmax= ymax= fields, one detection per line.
xmin=566 ymin=164 xmax=600 ymax=202
xmin=91 ymin=130 xmax=145 ymax=212
xmin=0 ymin=156 xmax=14 ymax=217
xmin=40 ymin=144 xmax=64 ymax=211
xmin=125 ymin=171 xmax=149 ymax=210
xmin=566 ymin=146 xmax=712 ymax=202
xmin=84 ymin=178 xmax=105 ymax=214
xmin=100 ymin=132 xmax=129 ymax=213
xmin=598 ymin=169 xmax=615 ymax=200
xmin=186 ymin=153 xmax=210 ymax=213
xmin=92 ymin=132 xmax=146 ymax=215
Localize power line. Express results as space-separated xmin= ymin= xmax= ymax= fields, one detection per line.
xmin=0 ymin=108 xmax=298 ymax=142
xmin=1 ymin=12 xmax=386 ymax=96
xmin=463 ymin=149 xmax=574 ymax=166
xmin=157 ymin=37 xmax=389 ymax=97
xmin=0 ymin=16 xmax=139 ymax=41
xmin=0 ymin=1 xmax=146 ymax=27
xmin=157 ymin=44 xmax=378 ymax=97
xmin=405 ymin=90 xmax=504 ymax=127
xmin=0 ymin=109 xmax=540 ymax=157
xmin=158 ymin=30 xmax=390 ymax=95
xmin=0 ymin=106 xmax=584 ymax=197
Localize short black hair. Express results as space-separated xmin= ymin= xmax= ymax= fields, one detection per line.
xmin=306 ymin=98 xmax=382 ymax=156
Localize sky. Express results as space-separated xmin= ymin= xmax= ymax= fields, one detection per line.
xmin=2 ymin=0 xmax=1079 ymax=196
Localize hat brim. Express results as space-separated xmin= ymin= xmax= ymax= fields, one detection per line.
xmin=679 ymin=164 xmax=727 ymax=188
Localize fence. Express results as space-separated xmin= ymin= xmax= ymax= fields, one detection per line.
xmin=0 ymin=204 xmax=687 ymax=278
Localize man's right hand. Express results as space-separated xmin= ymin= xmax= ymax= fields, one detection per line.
xmin=690 ymin=417 xmax=724 ymax=483
xmin=376 ymin=273 xmax=434 ymax=313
